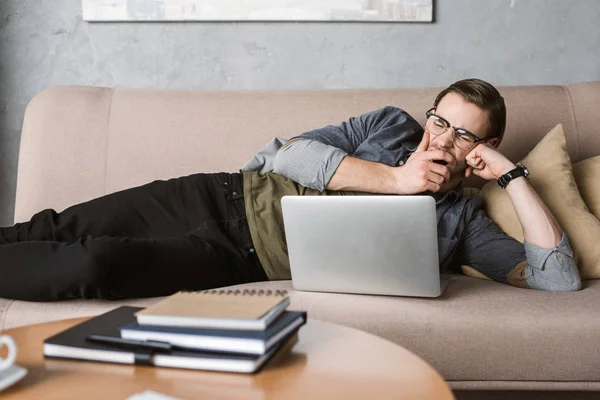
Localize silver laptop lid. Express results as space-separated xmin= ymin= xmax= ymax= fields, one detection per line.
xmin=281 ymin=195 xmax=441 ymax=297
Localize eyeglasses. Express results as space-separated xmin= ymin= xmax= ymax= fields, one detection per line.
xmin=425 ymin=108 xmax=489 ymax=151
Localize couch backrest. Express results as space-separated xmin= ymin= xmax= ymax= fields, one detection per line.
xmin=15 ymin=82 xmax=600 ymax=222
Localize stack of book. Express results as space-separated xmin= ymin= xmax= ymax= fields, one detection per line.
xmin=44 ymin=289 xmax=306 ymax=374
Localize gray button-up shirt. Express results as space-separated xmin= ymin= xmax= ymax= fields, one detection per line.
xmin=242 ymin=106 xmax=582 ymax=291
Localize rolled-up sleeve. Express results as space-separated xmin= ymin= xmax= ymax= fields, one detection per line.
xmin=270 ymin=111 xmax=370 ymax=191
xmin=458 ymin=203 xmax=582 ymax=292
xmin=272 ymin=139 xmax=348 ymax=192
xmin=523 ymin=233 xmax=582 ymax=291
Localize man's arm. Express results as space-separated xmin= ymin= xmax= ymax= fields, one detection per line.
xmin=504 ymin=171 xmax=562 ymax=247
xmin=466 ymin=145 xmax=561 ymax=248
xmin=458 ymin=202 xmax=581 ymax=292
xmin=325 ymin=156 xmax=398 ymax=193
xmin=276 ymin=127 xmax=454 ymax=195
xmin=462 ymin=145 xmax=581 ymax=291
xmin=272 ymin=107 xmax=426 ymax=191
xmin=327 ymin=132 xmax=454 ymax=194
xmin=272 ymin=138 xmax=349 ymax=192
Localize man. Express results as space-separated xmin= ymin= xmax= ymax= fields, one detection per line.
xmin=0 ymin=79 xmax=581 ymax=302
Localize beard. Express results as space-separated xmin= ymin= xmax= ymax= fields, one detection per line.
xmin=433 ymin=157 xmax=467 ymax=179
xmin=432 ymin=158 xmax=468 ymax=193
xmin=428 ymin=147 xmax=468 ymax=191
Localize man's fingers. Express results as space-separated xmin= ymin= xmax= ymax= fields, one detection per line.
xmin=415 ymin=131 xmax=430 ymax=153
xmin=471 ymin=168 xmax=484 ymax=177
xmin=427 ymin=172 xmax=445 ymax=185
xmin=426 ymin=182 xmax=442 ymax=193
xmin=464 ymin=166 xmax=473 ymax=178
xmin=429 ymin=162 xmax=451 ymax=182
xmin=466 ymin=144 xmax=490 ymax=166
xmin=467 ymin=157 xmax=484 ymax=169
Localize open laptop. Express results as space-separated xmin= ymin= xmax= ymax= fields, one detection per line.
xmin=281 ymin=195 xmax=449 ymax=298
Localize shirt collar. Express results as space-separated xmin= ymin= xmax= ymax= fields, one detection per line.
xmin=430 ymin=182 xmax=463 ymax=204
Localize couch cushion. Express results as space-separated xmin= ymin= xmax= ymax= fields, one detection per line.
xmin=2 ymin=275 xmax=600 ymax=383
xmin=0 ymin=297 xmax=164 ymax=331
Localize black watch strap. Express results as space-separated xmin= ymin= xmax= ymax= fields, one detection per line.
xmin=497 ymin=163 xmax=529 ymax=189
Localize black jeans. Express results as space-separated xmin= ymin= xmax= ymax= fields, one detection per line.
xmin=0 ymin=172 xmax=267 ymax=301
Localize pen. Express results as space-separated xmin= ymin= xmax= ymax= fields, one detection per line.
xmin=86 ymin=335 xmax=173 ymax=352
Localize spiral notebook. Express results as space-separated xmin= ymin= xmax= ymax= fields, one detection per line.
xmin=136 ymin=290 xmax=290 ymax=331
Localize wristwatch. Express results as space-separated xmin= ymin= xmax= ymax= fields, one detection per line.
xmin=497 ymin=163 xmax=530 ymax=189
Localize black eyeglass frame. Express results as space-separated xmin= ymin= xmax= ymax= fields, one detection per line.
xmin=425 ymin=108 xmax=491 ymax=149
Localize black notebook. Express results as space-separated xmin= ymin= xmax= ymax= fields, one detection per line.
xmin=121 ymin=310 xmax=306 ymax=355
xmin=44 ymin=306 xmax=299 ymax=374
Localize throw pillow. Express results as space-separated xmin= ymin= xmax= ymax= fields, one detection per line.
xmin=573 ymin=155 xmax=600 ymax=221
xmin=463 ymin=124 xmax=600 ymax=280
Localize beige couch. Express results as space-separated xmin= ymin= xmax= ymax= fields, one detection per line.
xmin=3 ymin=83 xmax=600 ymax=392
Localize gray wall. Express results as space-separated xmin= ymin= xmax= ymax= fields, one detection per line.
xmin=0 ymin=0 xmax=599 ymax=225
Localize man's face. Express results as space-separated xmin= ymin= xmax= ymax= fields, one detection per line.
xmin=426 ymin=92 xmax=496 ymax=192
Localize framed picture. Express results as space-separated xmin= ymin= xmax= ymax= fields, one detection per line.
xmin=82 ymin=0 xmax=433 ymax=22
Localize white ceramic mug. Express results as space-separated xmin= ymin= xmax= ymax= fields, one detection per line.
xmin=0 ymin=335 xmax=17 ymax=372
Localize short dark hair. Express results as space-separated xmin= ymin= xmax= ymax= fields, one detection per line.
xmin=433 ymin=78 xmax=506 ymax=145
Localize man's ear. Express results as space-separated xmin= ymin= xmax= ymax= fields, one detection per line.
xmin=488 ymin=137 xmax=500 ymax=148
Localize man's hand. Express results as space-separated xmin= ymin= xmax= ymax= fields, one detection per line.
xmin=394 ymin=131 xmax=455 ymax=194
xmin=465 ymin=144 xmax=516 ymax=180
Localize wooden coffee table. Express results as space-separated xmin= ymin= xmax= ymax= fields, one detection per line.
xmin=1 ymin=317 xmax=454 ymax=399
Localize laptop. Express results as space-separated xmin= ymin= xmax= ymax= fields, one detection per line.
xmin=281 ymin=195 xmax=448 ymax=298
